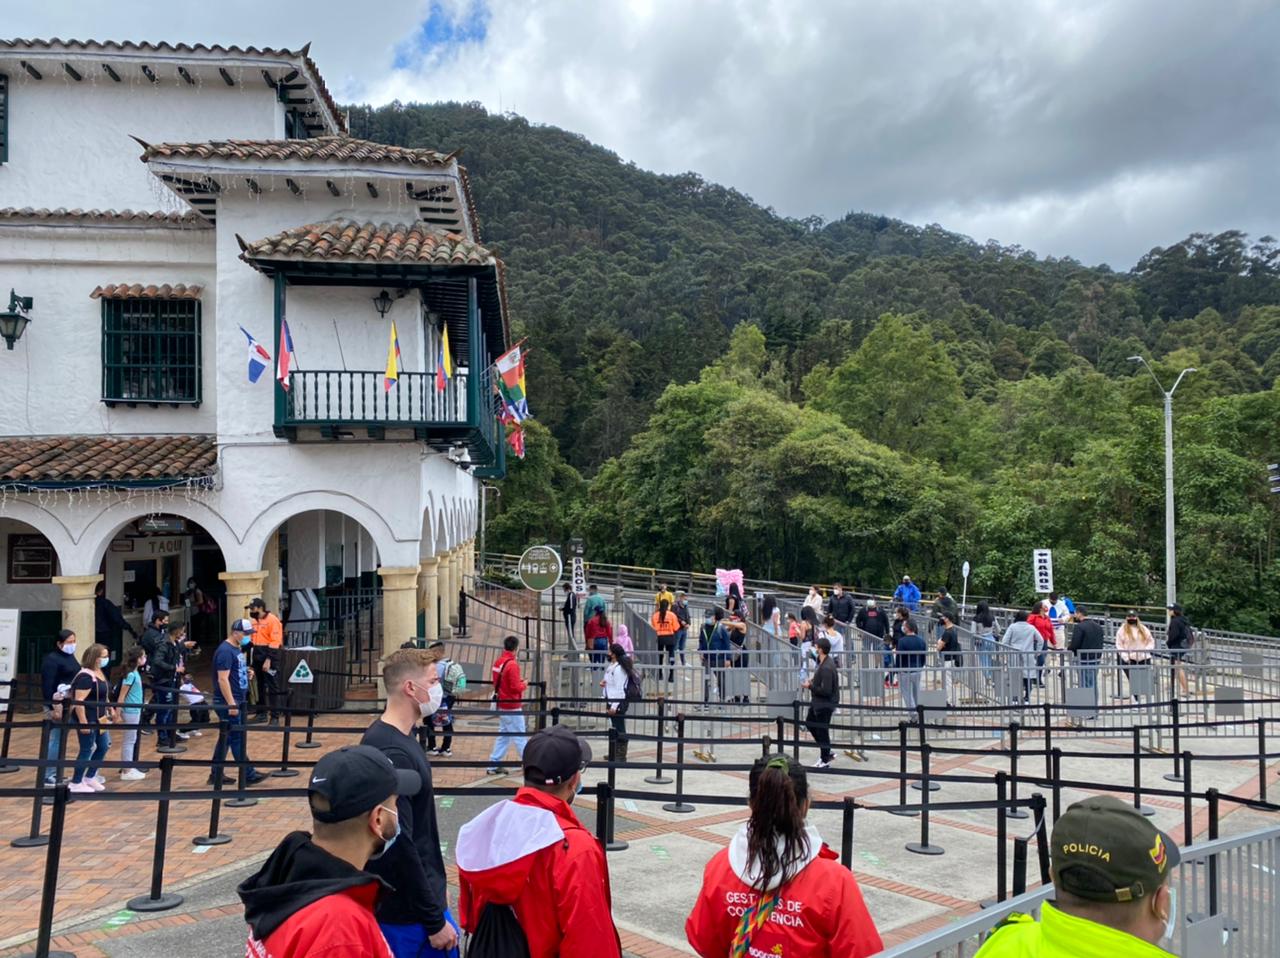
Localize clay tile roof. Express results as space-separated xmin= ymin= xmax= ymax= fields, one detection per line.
xmin=0 ymin=38 xmax=344 ymax=134
xmin=0 ymin=207 xmax=209 ymax=227
xmin=90 ymin=284 xmax=203 ymax=300
xmin=239 ymin=220 xmax=497 ymax=268
xmin=0 ymin=436 xmax=217 ymax=486
xmin=141 ymin=136 xmax=455 ymax=169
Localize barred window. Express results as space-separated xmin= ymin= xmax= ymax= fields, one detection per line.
xmin=101 ymin=298 xmax=202 ymax=405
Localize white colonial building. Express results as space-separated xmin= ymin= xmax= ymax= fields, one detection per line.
xmin=0 ymin=39 xmax=506 ymax=681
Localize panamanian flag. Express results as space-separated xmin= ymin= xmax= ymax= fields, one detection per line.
xmin=240 ymin=326 xmax=272 ymax=383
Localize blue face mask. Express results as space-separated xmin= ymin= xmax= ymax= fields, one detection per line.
xmin=367 ymin=805 xmax=401 ymax=860
xmin=239 ymin=635 xmax=252 ymax=647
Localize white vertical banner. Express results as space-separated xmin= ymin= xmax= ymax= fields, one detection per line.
xmin=571 ymin=556 xmax=586 ymax=596
xmin=1032 ymin=549 xmax=1054 ymax=594
xmin=0 ymin=610 xmax=19 ymax=714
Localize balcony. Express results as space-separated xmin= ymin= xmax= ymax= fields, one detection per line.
xmin=276 ymin=366 xmax=499 ymax=462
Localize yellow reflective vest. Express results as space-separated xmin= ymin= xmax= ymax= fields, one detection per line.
xmin=975 ymin=902 xmax=1175 ymax=958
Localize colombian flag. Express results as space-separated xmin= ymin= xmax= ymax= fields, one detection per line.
xmin=384 ymin=321 xmax=401 ymax=392
xmin=436 ymin=324 xmax=454 ymax=393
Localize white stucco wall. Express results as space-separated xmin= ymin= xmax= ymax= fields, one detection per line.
xmin=0 ymin=222 xmax=216 ymax=436
xmin=0 ymin=74 xmax=281 ymax=211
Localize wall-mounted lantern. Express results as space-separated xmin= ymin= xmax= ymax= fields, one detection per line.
xmin=0 ymin=289 xmax=33 ymax=350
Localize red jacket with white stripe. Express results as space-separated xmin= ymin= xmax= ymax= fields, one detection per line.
xmin=686 ymin=824 xmax=882 ymax=958
xmin=456 ymin=787 xmax=620 ymax=958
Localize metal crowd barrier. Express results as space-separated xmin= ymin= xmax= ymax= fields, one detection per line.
xmin=878 ymin=823 xmax=1280 ymax=957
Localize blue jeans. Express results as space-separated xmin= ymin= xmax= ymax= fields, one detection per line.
xmin=211 ymin=704 xmax=257 ymax=779
xmin=153 ymin=683 xmax=178 ymax=746
xmin=44 ymin=720 xmax=64 ymax=784
xmin=978 ymin=636 xmax=996 ymax=679
xmin=380 ymin=910 xmax=460 ymax=958
xmin=488 ymin=712 xmax=527 ymax=766
xmin=72 ymin=728 xmax=110 ymax=783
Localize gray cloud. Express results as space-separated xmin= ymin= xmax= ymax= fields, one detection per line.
xmin=9 ymin=0 xmax=1279 ymax=267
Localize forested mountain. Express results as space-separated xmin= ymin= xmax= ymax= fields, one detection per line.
xmin=348 ymin=102 xmax=1280 ymax=631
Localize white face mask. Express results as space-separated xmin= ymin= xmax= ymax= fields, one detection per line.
xmin=415 ymin=682 xmax=444 ymax=718
xmin=99 ymin=656 xmax=110 ymax=669
xmin=1162 ymin=885 xmax=1177 ymax=944
xmin=62 ymin=643 xmax=77 ymax=656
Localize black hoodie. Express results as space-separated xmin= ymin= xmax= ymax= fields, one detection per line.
xmin=238 ymin=831 xmax=393 ymax=958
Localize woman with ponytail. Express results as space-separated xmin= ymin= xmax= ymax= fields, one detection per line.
xmin=686 ymin=754 xmax=881 ymax=958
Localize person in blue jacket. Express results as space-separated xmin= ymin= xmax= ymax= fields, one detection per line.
xmin=893 ymin=575 xmax=922 ymax=612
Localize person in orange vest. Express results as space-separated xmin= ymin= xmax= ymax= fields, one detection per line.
xmin=248 ymin=597 xmax=285 ymax=724
xmin=652 ymin=599 xmax=681 ymax=682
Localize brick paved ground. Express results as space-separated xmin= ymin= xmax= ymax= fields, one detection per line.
xmin=0 ymin=659 xmax=1278 ymax=955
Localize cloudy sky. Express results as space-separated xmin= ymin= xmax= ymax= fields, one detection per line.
xmin=10 ymin=0 xmax=1279 ymax=267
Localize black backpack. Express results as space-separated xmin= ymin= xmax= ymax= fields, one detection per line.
xmin=624 ymin=668 xmax=643 ymax=702
xmin=466 ymin=902 xmax=531 ymax=958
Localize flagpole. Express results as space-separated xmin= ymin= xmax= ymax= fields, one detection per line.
xmin=332 ymin=319 xmax=348 ymax=371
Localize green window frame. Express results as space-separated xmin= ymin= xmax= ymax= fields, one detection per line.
xmin=101 ymin=298 xmax=202 ymax=406
xmin=0 ymin=72 xmax=8 ymax=164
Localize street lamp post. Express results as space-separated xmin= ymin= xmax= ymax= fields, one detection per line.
xmin=1129 ymin=356 xmax=1196 ymax=609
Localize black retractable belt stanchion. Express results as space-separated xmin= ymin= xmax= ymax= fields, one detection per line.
xmin=551 ymin=706 xmax=561 ymax=727
xmin=227 ymin=725 xmax=258 ymax=809
xmin=16 ymin=784 xmax=75 ymax=958
xmin=1181 ymin=751 xmax=1193 ymax=848
xmin=1050 ymin=748 xmax=1062 ymax=824
xmin=0 ymin=692 xmax=19 ymax=773
xmin=1164 ymin=698 xmax=1183 ymax=782
xmin=644 ymin=699 xmax=672 ymax=786
xmin=1042 ymin=703 xmax=1053 ymax=783
xmin=840 ymin=797 xmax=856 ymax=870
xmin=1207 ymin=788 xmax=1220 ymax=918
xmin=911 ymin=710 xmax=939 ymax=792
xmin=1130 ymin=726 xmax=1155 ymax=816
xmin=791 ymin=700 xmax=801 ymax=762
xmin=272 ymin=710 xmax=299 ymax=778
xmin=127 ymin=757 xmax=184 ymax=912
xmin=193 ymin=772 xmax=232 ymax=846
xmin=296 ymin=692 xmax=322 ymax=749
xmin=1006 ymin=722 xmax=1027 ymax=819
xmin=775 ymin=716 xmax=785 ymax=755
xmin=46 ymin=714 xmax=70 ymax=807
xmin=13 ymin=719 xmax=53 ymax=848
xmin=760 ymin=735 xmax=771 ymax=759
xmin=1257 ymin=719 xmax=1270 ymax=808
xmin=889 ymin=722 xmax=918 ymax=818
xmin=662 ymin=714 xmax=695 ymax=813
xmin=1012 ymin=837 xmax=1029 ymax=896
xmin=996 ymin=772 xmax=1009 ymax=903
xmin=537 ymin=682 xmax=548 ymax=732
xmin=604 ymin=730 xmax=628 ymax=852
xmin=905 ymin=744 xmax=943 ymax=856
xmin=1031 ymin=794 xmax=1050 ymax=884
xmin=595 ymin=782 xmax=610 ymax=846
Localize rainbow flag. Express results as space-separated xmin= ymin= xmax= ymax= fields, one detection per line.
xmin=383 ymin=321 xmax=401 ymax=392
xmin=436 ymin=324 xmax=454 ymax=393
xmin=494 ymin=343 xmax=529 ymax=421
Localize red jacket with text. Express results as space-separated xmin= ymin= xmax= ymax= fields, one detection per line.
xmin=686 ymin=824 xmax=882 ymax=958
xmin=457 ymin=787 xmax=621 ymax=958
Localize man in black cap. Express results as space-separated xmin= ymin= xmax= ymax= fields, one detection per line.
xmin=455 ymin=725 xmax=621 ymax=958
xmin=1067 ymin=606 xmax=1105 ymax=695
xmin=1165 ymin=603 xmax=1194 ymax=697
xmin=239 ymin=744 xmax=419 ymax=958
xmin=976 ymin=795 xmax=1180 ymax=956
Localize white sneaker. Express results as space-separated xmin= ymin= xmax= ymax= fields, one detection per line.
xmin=86 ymin=778 xmax=106 ymax=791
xmin=120 ymin=769 xmax=146 ymax=782
xmin=90 ymin=775 xmax=106 ymax=786
xmin=68 ymin=781 xmax=95 ymax=794
xmin=176 ymin=731 xmax=191 ymax=741
xmin=191 ymin=730 xmax=204 ymax=737
xmin=811 ymin=759 xmax=832 ymax=769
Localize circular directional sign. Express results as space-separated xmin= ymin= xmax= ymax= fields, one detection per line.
xmin=518 ymin=545 xmax=563 ymax=592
